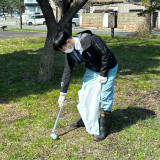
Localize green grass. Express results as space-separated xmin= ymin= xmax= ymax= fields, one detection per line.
xmin=6 ymin=27 xmax=47 ymax=32
xmin=0 ymin=34 xmax=160 ymax=159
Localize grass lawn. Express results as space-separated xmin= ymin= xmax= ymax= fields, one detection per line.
xmin=6 ymin=28 xmax=47 ymax=32
xmin=0 ymin=33 xmax=160 ymax=160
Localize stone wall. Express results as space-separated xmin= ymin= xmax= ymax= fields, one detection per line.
xmin=82 ymin=13 xmax=104 ymax=27
xmin=117 ymin=4 xmax=145 ymax=13
xmin=117 ymin=12 xmax=145 ymax=30
xmin=82 ymin=12 xmax=159 ymax=30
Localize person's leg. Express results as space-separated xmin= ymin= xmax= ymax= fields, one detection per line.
xmin=93 ymin=64 xmax=118 ymax=141
xmin=68 ymin=68 xmax=99 ymax=128
xmin=100 ymin=64 xmax=118 ymax=111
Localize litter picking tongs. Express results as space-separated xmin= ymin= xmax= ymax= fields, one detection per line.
xmin=50 ymin=105 xmax=63 ymax=140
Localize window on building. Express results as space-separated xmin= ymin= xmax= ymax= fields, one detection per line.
xmin=37 ymin=7 xmax=42 ymax=13
xmin=30 ymin=16 xmax=35 ymax=19
xmin=36 ymin=15 xmax=41 ymax=19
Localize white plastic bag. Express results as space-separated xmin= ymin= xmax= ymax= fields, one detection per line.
xmin=77 ymin=78 xmax=101 ymax=135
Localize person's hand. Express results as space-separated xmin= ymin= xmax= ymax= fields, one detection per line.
xmin=58 ymin=95 xmax=65 ymax=107
xmin=97 ymin=75 xmax=107 ymax=83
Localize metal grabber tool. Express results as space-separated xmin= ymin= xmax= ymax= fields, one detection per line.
xmin=50 ymin=105 xmax=63 ymax=140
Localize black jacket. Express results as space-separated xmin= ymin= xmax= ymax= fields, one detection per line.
xmin=60 ymin=30 xmax=117 ymax=93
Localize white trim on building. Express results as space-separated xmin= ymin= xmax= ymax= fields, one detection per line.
xmin=90 ymin=3 xmax=145 ymax=13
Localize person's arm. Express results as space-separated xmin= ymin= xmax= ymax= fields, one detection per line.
xmin=91 ymin=35 xmax=111 ymax=77
xmin=58 ymin=54 xmax=75 ymax=107
xmin=60 ymin=54 xmax=75 ymax=93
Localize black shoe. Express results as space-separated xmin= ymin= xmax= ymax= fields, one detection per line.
xmin=93 ymin=110 xmax=110 ymax=141
xmin=68 ymin=118 xmax=85 ymax=128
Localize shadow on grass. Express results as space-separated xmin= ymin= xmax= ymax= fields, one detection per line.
xmin=0 ymin=36 xmax=160 ymax=104
xmin=58 ymin=128 xmax=77 ymax=138
xmin=109 ymin=107 xmax=156 ymax=135
xmin=0 ymin=47 xmax=86 ymax=104
xmin=53 ymin=107 xmax=156 ymax=138
xmin=0 ymin=48 xmax=66 ymax=104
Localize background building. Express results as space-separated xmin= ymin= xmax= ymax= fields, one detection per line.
xmin=24 ymin=0 xmax=43 ymax=15
xmin=90 ymin=3 xmax=144 ymax=13
xmin=24 ymin=0 xmax=62 ymax=18
xmin=89 ymin=0 xmax=143 ymax=13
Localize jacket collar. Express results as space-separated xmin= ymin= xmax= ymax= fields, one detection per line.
xmin=73 ymin=30 xmax=93 ymax=52
xmin=73 ymin=37 xmax=81 ymax=51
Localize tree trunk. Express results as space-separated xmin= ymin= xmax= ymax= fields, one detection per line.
xmin=144 ymin=13 xmax=151 ymax=34
xmin=37 ymin=0 xmax=73 ymax=82
xmin=37 ymin=0 xmax=57 ymax=82
xmin=19 ymin=0 xmax=22 ymax=29
xmin=144 ymin=0 xmax=152 ymax=34
xmin=38 ymin=32 xmax=56 ymax=82
xmin=37 ymin=0 xmax=88 ymax=82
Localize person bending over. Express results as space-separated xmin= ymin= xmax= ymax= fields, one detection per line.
xmin=53 ymin=30 xmax=118 ymax=141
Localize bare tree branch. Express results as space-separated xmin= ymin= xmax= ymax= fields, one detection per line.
xmin=58 ymin=0 xmax=88 ymax=30
xmin=36 ymin=0 xmax=89 ymax=82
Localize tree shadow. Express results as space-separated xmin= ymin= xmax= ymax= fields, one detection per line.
xmin=0 ymin=48 xmax=64 ymax=104
xmin=108 ymin=107 xmax=156 ymax=135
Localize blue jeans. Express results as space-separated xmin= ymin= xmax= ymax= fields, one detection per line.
xmin=82 ymin=64 xmax=118 ymax=111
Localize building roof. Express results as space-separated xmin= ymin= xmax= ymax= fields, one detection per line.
xmin=128 ymin=0 xmax=141 ymax=2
